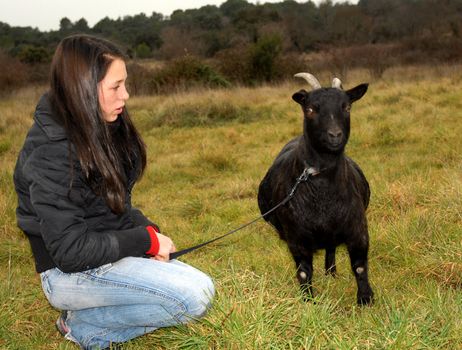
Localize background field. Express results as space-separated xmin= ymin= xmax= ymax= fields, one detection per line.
xmin=0 ymin=65 xmax=461 ymax=349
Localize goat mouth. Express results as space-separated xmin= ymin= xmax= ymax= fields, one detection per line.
xmin=330 ymin=141 xmax=343 ymax=147
xmin=325 ymin=140 xmax=345 ymax=152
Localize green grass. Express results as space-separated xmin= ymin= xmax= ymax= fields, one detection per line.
xmin=1 ymin=66 xmax=461 ymax=349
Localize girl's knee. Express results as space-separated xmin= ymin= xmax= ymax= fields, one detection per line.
xmin=183 ymin=272 xmax=215 ymax=319
xmin=141 ymin=259 xmax=215 ymax=320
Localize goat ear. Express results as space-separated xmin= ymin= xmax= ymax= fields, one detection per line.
xmin=346 ymin=83 xmax=368 ymax=103
xmin=292 ymin=89 xmax=309 ymax=105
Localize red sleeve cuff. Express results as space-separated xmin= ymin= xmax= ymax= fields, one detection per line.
xmin=146 ymin=225 xmax=160 ymax=256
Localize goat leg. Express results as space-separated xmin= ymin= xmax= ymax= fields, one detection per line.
xmin=347 ymin=240 xmax=374 ymax=305
xmin=289 ymin=244 xmax=315 ymax=301
xmin=297 ymin=260 xmax=314 ymax=302
xmin=325 ymin=247 xmax=337 ymax=276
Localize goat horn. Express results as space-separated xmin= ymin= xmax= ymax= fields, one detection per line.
xmin=294 ymin=72 xmax=321 ymax=90
xmin=332 ymin=77 xmax=343 ymax=89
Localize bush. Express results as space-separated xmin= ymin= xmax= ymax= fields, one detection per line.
xmin=148 ymin=55 xmax=231 ymax=94
xmin=399 ymin=36 xmax=462 ymax=64
xmin=304 ymin=38 xmax=462 ymax=81
xmin=17 ymin=45 xmax=51 ymax=64
xmin=214 ymin=41 xmax=304 ymax=85
xmin=326 ymin=44 xmax=398 ymax=80
xmin=0 ymin=50 xmax=29 ymax=94
xmin=126 ymin=62 xmax=154 ymax=95
xmin=214 ymin=46 xmax=253 ymax=84
xmin=126 ymin=56 xmax=231 ymax=95
xmin=250 ymin=35 xmax=283 ymax=82
xmin=134 ymin=43 xmax=152 ymax=59
xmin=270 ymin=52 xmax=306 ymax=82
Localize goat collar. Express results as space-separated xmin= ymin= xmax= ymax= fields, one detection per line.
xmin=296 ymin=166 xmax=321 ymax=184
xmin=302 ymin=162 xmax=323 ymax=178
xmin=303 ymin=158 xmax=338 ymax=177
xmin=307 ymin=167 xmax=321 ymax=176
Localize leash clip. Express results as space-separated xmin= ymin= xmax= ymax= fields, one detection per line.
xmin=289 ymin=167 xmax=314 ymax=197
xmin=299 ymin=166 xmax=319 ymax=182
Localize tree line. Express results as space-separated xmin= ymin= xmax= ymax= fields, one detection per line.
xmin=1 ymin=0 xmax=462 ymax=93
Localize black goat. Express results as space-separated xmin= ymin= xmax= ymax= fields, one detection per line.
xmin=258 ymin=73 xmax=373 ymax=305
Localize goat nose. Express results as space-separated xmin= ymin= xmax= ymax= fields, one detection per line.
xmin=328 ymin=130 xmax=343 ymax=139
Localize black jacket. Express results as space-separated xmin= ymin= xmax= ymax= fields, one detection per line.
xmin=14 ymin=94 xmax=155 ymax=273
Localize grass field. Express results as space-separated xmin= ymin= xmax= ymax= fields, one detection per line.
xmin=0 ymin=65 xmax=461 ymax=349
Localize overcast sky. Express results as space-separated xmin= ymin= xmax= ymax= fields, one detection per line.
xmin=0 ymin=0 xmax=358 ymax=32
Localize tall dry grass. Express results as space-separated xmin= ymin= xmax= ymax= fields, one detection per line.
xmin=0 ymin=65 xmax=461 ymax=349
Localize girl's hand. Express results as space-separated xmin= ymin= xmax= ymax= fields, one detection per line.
xmin=152 ymin=232 xmax=176 ymax=262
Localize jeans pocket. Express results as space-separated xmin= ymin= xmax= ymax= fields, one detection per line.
xmin=82 ymin=263 xmax=113 ymax=277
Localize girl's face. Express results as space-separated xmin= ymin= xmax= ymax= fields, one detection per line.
xmin=98 ymin=58 xmax=129 ymax=122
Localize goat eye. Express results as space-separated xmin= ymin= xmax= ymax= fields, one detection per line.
xmin=344 ymin=104 xmax=351 ymax=113
xmin=306 ymin=106 xmax=316 ymax=116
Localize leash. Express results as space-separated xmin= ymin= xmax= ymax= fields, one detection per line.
xmin=170 ymin=166 xmax=320 ymax=260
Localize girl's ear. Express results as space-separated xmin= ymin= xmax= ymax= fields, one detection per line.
xmin=346 ymin=83 xmax=368 ymax=103
xmin=292 ymin=89 xmax=309 ymax=105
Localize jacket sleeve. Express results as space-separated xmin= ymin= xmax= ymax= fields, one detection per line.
xmin=24 ymin=144 xmax=151 ymax=273
xmin=130 ymin=207 xmax=160 ymax=230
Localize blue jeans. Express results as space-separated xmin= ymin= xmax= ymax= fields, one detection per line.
xmin=40 ymin=257 xmax=214 ymax=349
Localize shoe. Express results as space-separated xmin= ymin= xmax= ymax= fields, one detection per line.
xmin=55 ymin=311 xmax=69 ymax=335
xmin=56 ymin=311 xmax=124 ymax=350
xmin=56 ymin=311 xmax=85 ymax=350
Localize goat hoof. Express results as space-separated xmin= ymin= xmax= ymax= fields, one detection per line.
xmin=302 ymin=293 xmax=317 ymax=303
xmin=300 ymin=285 xmax=315 ymax=303
xmin=357 ymin=291 xmax=374 ymax=306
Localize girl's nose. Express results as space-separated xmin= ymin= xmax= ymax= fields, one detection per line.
xmin=120 ymin=85 xmax=129 ymax=101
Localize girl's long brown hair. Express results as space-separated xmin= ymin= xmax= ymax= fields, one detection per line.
xmin=49 ymin=34 xmax=146 ymax=214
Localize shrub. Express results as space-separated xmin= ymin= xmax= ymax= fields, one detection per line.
xmin=126 ymin=62 xmax=154 ymax=95
xmin=327 ymin=44 xmax=398 ymax=80
xmin=250 ymin=35 xmax=283 ymax=82
xmin=270 ymin=52 xmax=306 ymax=82
xmin=0 ymin=50 xmax=29 ymax=94
xmin=399 ymin=36 xmax=462 ymax=64
xmin=214 ymin=41 xmax=304 ymax=85
xmin=17 ymin=45 xmax=51 ymax=64
xmin=214 ymin=45 xmax=253 ymax=84
xmin=148 ymin=55 xmax=231 ymax=94
xmin=134 ymin=42 xmax=152 ymax=59
xmin=127 ymin=56 xmax=231 ymax=95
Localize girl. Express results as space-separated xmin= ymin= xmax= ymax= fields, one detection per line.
xmin=14 ymin=34 xmax=214 ymax=349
